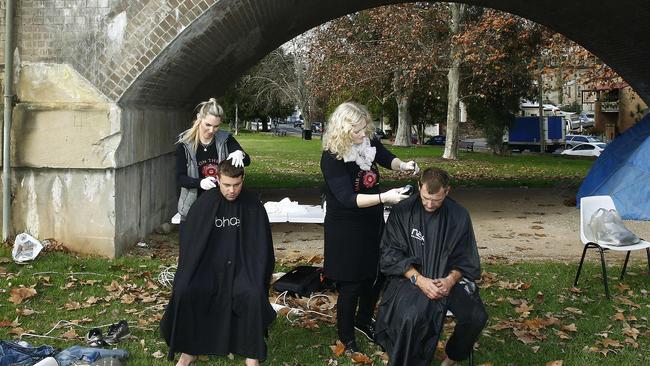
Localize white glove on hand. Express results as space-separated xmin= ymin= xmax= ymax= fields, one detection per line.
xmin=227 ymin=150 xmax=245 ymax=168
xmin=380 ymin=188 xmax=410 ymax=205
xmin=200 ymin=177 xmax=217 ymax=191
xmin=399 ymin=160 xmax=420 ymax=175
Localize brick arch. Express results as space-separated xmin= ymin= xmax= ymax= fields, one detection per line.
xmin=110 ymin=0 xmax=650 ymax=107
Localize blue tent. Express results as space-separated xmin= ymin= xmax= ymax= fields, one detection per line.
xmin=577 ymin=114 xmax=650 ymax=220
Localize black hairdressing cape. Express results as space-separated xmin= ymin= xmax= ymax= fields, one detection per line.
xmin=160 ymin=188 xmax=275 ymax=361
xmin=375 ymin=194 xmax=480 ymax=366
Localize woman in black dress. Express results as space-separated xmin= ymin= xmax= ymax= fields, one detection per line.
xmin=320 ymin=102 xmax=419 ymax=353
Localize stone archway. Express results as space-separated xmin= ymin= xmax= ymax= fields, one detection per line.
xmin=7 ymin=1 xmax=649 ymax=256
xmin=115 ymin=0 xmax=650 ymax=106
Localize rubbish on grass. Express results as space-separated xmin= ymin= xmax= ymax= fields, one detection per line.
xmin=12 ymin=233 xmax=44 ymax=263
xmin=136 ymin=241 xmax=148 ymax=248
xmin=33 ymin=357 xmax=59 ymax=366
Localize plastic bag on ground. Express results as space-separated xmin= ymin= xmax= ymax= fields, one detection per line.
xmin=12 ymin=233 xmax=44 ymax=263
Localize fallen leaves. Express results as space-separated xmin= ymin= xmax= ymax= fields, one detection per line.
xmin=329 ymin=340 xmax=373 ymax=364
xmin=61 ymin=328 xmax=78 ymax=340
xmin=515 ymin=301 xmax=534 ymax=318
xmin=8 ymin=287 xmax=37 ymax=304
xmin=351 ymin=352 xmax=373 ymax=364
xmin=330 ymin=340 xmax=345 ymax=357
xmin=564 ymin=307 xmax=583 ymax=315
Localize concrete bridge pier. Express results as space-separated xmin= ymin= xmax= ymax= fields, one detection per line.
xmin=2 ymin=62 xmax=185 ymax=257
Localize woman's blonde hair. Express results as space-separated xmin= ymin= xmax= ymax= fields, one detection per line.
xmin=322 ymin=102 xmax=376 ymax=159
xmin=177 ymin=98 xmax=225 ymax=151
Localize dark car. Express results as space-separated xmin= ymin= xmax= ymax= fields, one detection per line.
xmin=424 ymin=135 xmax=446 ymax=145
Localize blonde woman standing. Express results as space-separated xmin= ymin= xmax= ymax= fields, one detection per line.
xmin=176 ymin=98 xmax=250 ymax=222
xmin=320 ymin=102 xmax=419 ymax=353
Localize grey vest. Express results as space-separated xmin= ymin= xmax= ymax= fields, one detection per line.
xmin=177 ymin=130 xmax=231 ymax=219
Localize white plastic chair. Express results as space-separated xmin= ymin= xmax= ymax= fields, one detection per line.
xmin=574 ymin=195 xmax=650 ymax=298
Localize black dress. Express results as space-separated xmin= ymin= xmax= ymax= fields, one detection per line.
xmin=320 ymin=138 xmax=396 ymax=281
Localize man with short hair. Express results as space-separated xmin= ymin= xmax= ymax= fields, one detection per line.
xmin=161 ymin=160 xmax=275 ymax=366
xmin=375 ymin=167 xmax=488 ymax=366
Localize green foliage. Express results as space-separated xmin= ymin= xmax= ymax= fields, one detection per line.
xmin=466 ymin=94 xmax=518 ymax=154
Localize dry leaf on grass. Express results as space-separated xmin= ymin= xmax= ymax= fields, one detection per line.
xmin=515 ymin=302 xmax=533 ymax=318
xmin=545 ymin=361 xmax=563 ymax=366
xmin=61 ymin=328 xmax=78 ymax=340
xmin=564 ymin=307 xmax=583 ymax=315
xmin=16 ymin=308 xmax=36 ymax=316
xmin=0 ymin=320 xmax=19 ymax=328
xmin=8 ymin=287 xmax=37 ymax=305
xmin=330 ymin=340 xmax=345 ymax=357
xmin=562 ymin=323 xmax=577 ymax=332
xmin=64 ymin=301 xmax=82 ymax=311
xmin=152 ymin=350 xmax=165 ymax=359
xmin=622 ymin=324 xmax=639 ymax=339
xmin=614 ymin=296 xmax=640 ymax=308
xmin=351 ymin=352 xmax=373 ymax=364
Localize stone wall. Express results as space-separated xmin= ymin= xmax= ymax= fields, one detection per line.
xmin=0 ymin=61 xmax=187 ymax=257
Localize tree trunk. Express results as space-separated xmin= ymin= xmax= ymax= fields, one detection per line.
xmin=393 ymin=70 xmax=413 ymax=147
xmin=442 ymin=3 xmax=465 ymax=160
xmin=394 ymin=93 xmax=413 ymax=146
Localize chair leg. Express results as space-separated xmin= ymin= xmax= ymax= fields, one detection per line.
xmin=574 ymin=244 xmax=591 ymax=286
xmin=468 ymin=349 xmax=474 ymax=366
xmin=621 ymin=251 xmax=631 ymax=279
xmin=598 ymin=247 xmax=610 ymax=299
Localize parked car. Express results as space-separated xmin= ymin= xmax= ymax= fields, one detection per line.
xmin=578 ymin=112 xmax=595 ymax=128
xmin=561 ymin=142 xmax=606 ymax=157
xmin=293 ymin=120 xmax=304 ymax=128
xmin=424 ymin=135 xmax=446 ymax=145
xmin=565 ymin=134 xmax=602 ymax=148
xmin=311 ymin=122 xmax=323 ymax=132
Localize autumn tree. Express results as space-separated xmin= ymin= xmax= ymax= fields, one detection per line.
xmin=457 ymin=9 xmax=543 ymax=153
xmin=306 ymin=3 xmax=449 ymax=146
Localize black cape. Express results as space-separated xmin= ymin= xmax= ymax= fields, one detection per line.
xmin=160 ymin=189 xmax=276 ymax=361
xmin=375 ymin=195 xmax=480 ymax=366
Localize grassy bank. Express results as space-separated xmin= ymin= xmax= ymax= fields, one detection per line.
xmin=235 ymin=133 xmax=594 ymax=189
xmin=1 ymin=245 xmax=648 ymax=365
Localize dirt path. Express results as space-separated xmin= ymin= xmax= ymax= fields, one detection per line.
xmin=264 ymin=187 xmax=650 ymax=264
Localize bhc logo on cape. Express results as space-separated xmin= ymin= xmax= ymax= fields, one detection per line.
xmin=215 ymin=216 xmax=240 ymax=228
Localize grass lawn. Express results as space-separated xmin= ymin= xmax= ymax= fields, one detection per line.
xmin=234 ymin=132 xmax=595 ymax=189
xmin=1 ymin=244 xmax=648 ymax=365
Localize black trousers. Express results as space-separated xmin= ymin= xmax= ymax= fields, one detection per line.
xmin=336 ymin=276 xmax=384 ymax=343
xmin=445 ymin=281 xmax=488 ymax=361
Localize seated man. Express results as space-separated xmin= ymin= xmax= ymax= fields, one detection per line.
xmin=161 ymin=160 xmax=276 ymax=366
xmin=375 ymin=167 xmax=488 ymax=366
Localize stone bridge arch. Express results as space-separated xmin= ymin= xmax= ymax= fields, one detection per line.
xmin=76 ymin=0 xmax=650 ymax=106
xmin=4 ymin=0 xmax=649 ymax=256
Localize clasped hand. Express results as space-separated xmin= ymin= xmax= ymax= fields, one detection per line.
xmin=416 ymin=275 xmax=453 ymax=300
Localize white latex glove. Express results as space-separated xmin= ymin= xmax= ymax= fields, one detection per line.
xmin=200 ymin=176 xmax=217 ymax=190
xmin=399 ymin=160 xmax=420 ymax=175
xmin=227 ymin=150 xmax=245 ymax=168
xmin=380 ymin=188 xmax=410 ymax=205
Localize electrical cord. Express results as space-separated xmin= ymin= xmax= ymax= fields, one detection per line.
xmin=273 ymin=290 xmax=335 ymax=323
